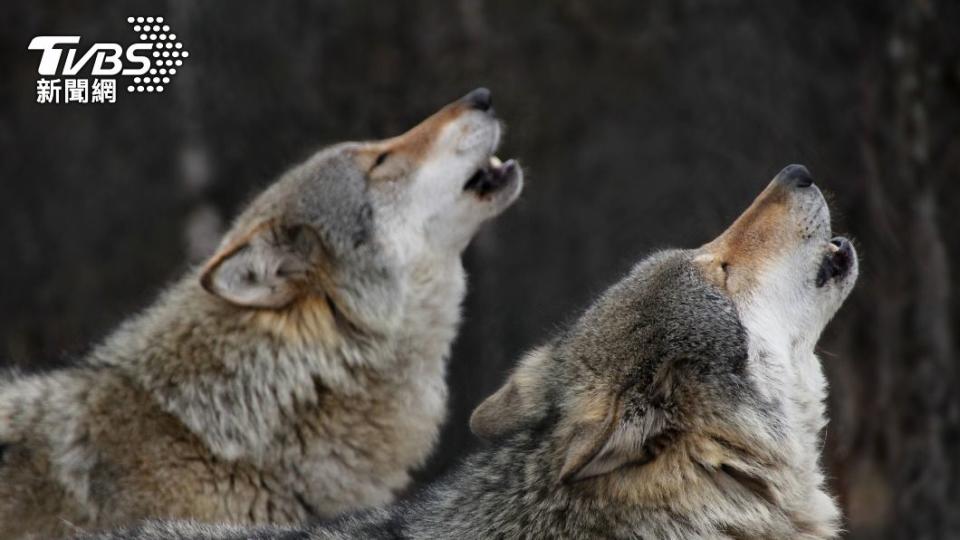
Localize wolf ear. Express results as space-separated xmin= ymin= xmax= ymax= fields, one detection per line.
xmin=470 ymin=346 xmax=553 ymax=440
xmin=560 ymin=362 xmax=678 ymax=482
xmin=559 ymin=397 xmax=669 ymax=482
xmin=200 ymin=222 xmax=323 ymax=309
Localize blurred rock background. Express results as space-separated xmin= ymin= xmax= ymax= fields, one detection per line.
xmin=1 ymin=1 xmax=958 ymax=537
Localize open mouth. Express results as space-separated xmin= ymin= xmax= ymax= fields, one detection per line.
xmin=816 ymin=237 xmax=854 ymax=287
xmin=463 ymin=156 xmax=519 ymax=197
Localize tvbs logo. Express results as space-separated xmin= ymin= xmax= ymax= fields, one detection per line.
xmin=29 ymin=36 xmax=152 ymax=76
xmin=29 ymin=16 xmax=189 ymax=104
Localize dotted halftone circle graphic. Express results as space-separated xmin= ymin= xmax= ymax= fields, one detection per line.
xmin=124 ymin=16 xmax=189 ymax=94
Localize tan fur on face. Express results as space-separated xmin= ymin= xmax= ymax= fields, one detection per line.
xmin=695 ymin=181 xmax=793 ymax=295
xmin=359 ymin=98 xmax=478 ymax=183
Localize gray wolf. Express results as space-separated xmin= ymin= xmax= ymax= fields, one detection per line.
xmin=0 ymin=88 xmax=523 ymax=538
xmin=87 ymin=164 xmax=856 ymax=539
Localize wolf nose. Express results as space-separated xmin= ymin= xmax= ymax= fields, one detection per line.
xmin=776 ymin=164 xmax=814 ymax=188
xmin=463 ymin=87 xmax=493 ymax=112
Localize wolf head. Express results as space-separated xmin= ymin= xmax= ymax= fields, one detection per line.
xmin=471 ymin=165 xmax=855 ymax=530
xmin=199 ymin=88 xmax=522 ymax=316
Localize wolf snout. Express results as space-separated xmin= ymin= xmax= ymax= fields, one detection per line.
xmin=776 ymin=164 xmax=814 ymax=188
xmin=461 ymin=87 xmax=493 ymax=112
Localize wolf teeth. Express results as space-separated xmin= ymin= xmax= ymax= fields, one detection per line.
xmin=489 ymin=156 xmax=502 ymax=168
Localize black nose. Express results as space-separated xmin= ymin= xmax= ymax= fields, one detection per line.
xmin=463 ymin=87 xmax=492 ymax=111
xmin=777 ymin=164 xmax=814 ymax=188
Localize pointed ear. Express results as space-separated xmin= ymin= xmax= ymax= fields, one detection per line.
xmin=559 ymin=397 xmax=668 ymax=482
xmin=560 ymin=361 xmax=678 ymax=482
xmin=470 ymin=346 xmax=553 ymax=441
xmin=200 ymin=222 xmax=323 ymax=309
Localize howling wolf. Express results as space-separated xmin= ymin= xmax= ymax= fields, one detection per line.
xmin=0 ymin=88 xmax=523 ymax=538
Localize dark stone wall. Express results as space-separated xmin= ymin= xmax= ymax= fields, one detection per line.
xmin=1 ymin=1 xmax=957 ymax=537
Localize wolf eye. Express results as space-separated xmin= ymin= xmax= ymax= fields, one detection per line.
xmin=371 ymin=151 xmax=390 ymax=171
